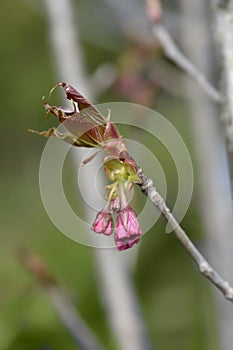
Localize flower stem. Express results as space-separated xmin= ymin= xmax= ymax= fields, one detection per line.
xmin=118 ymin=182 xmax=128 ymax=210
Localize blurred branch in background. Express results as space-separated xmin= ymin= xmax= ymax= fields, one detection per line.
xmin=103 ymin=0 xmax=153 ymax=46
xmin=212 ymin=0 xmax=233 ymax=196
xmin=178 ymin=1 xmax=233 ymax=349
xmin=44 ymin=0 xmax=88 ymax=94
xmin=44 ymin=0 xmax=153 ymax=349
xmin=18 ymin=248 xmax=105 ymax=350
xmin=145 ymin=0 xmax=233 ymax=201
xmin=145 ymin=0 xmax=223 ymax=104
xmin=88 ymin=63 xmax=117 ymax=100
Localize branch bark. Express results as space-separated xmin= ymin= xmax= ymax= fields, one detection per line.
xmin=137 ymin=167 xmax=233 ymax=302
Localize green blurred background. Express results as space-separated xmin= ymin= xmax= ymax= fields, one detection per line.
xmin=0 ymin=0 xmax=220 ymax=349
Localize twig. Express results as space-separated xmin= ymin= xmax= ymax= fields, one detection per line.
xmin=88 ymin=63 xmax=117 ymax=99
xmin=212 ymin=0 xmax=233 ymax=196
xmin=145 ymin=1 xmax=223 ymax=103
xmin=137 ymin=167 xmax=233 ymax=302
xmin=46 ymin=288 xmax=105 ymax=350
xmin=18 ymin=249 xmax=105 ymax=350
xmin=152 ymin=23 xmax=223 ymax=103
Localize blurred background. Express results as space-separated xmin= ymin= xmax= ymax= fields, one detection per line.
xmin=1 ymin=0 xmax=233 ymax=349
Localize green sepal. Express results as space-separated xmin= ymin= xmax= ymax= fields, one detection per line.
xmin=124 ymin=161 xmax=140 ymax=183
xmin=104 ymin=158 xmax=140 ymax=183
xmin=104 ymin=159 xmax=126 ymax=181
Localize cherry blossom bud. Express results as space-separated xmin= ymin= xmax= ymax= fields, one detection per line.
xmin=91 ymin=211 xmax=113 ymax=235
xmin=115 ymin=237 xmax=140 ymax=251
xmin=109 ymin=197 xmax=121 ymax=213
xmin=115 ymin=206 xmax=142 ymax=251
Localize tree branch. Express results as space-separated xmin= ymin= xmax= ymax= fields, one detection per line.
xmin=137 ymin=167 xmax=233 ymax=302
xmin=18 ymin=249 xmax=105 ymax=350
xmin=178 ymin=0 xmax=233 ymax=348
xmin=153 ymin=23 xmax=223 ymax=103
xmin=145 ymin=1 xmax=223 ymax=103
xmin=212 ymin=0 xmax=233 ymax=196
xmin=88 ymin=63 xmax=117 ymax=100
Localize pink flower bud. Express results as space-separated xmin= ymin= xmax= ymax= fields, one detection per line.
xmin=104 ymin=121 xmax=121 ymax=140
xmin=91 ymin=211 xmax=113 ymax=235
xmin=109 ymin=197 xmax=121 ymax=213
xmin=115 ymin=237 xmax=140 ymax=251
xmin=115 ymin=206 xmax=142 ymax=251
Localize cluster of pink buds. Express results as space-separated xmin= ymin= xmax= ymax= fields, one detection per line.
xmin=96 ymin=153 xmax=143 ymax=250
xmin=30 ymin=82 xmax=143 ymax=251
xmin=92 ymin=183 xmax=142 ymax=251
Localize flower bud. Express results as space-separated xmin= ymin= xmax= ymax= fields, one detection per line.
xmin=115 ymin=237 xmax=140 ymax=251
xmin=115 ymin=206 xmax=142 ymax=251
xmin=109 ymin=197 xmax=121 ymax=213
xmin=91 ymin=211 xmax=113 ymax=235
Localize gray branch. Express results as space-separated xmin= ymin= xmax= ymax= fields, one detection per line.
xmin=212 ymin=0 xmax=233 ymax=195
xmin=46 ymin=286 xmax=105 ymax=350
xmin=137 ymin=167 xmax=233 ymax=302
xmin=178 ymin=0 xmax=233 ymax=348
xmin=19 ymin=249 xmax=105 ymax=350
xmin=151 ymin=23 xmax=223 ymax=103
